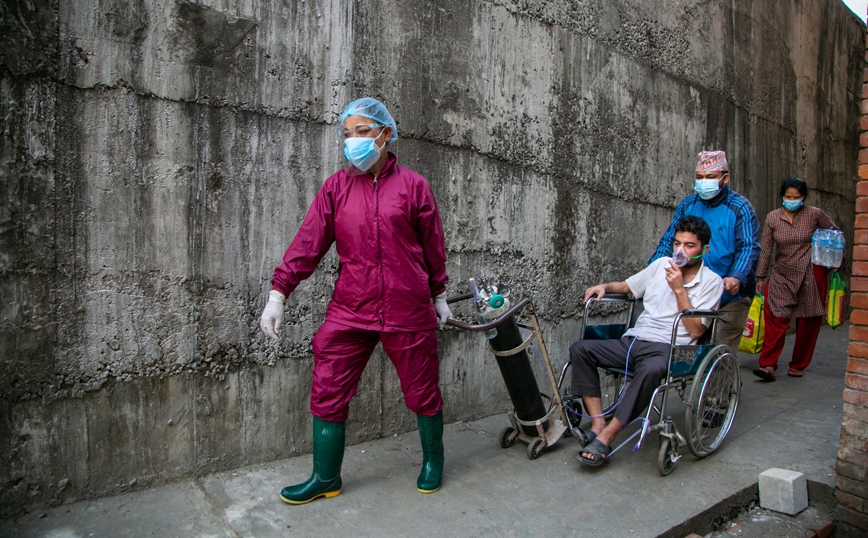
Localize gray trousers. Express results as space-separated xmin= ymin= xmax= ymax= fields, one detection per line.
xmin=570 ymin=337 xmax=671 ymax=425
xmin=715 ymin=297 xmax=752 ymax=358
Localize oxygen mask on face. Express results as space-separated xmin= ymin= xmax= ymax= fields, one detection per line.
xmin=673 ymin=247 xmax=689 ymax=267
xmin=672 ymin=246 xmax=705 ymax=268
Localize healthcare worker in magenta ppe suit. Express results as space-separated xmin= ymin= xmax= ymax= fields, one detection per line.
xmin=259 ymin=97 xmax=453 ymax=504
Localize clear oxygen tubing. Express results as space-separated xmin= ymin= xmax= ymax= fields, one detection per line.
xmin=567 ymin=280 xmax=674 ymax=421
xmin=566 ymin=254 xmax=710 ymax=421
xmin=518 ymin=289 xmax=669 ymax=421
xmin=515 ymin=258 xmax=697 ymax=421
xmin=574 ymin=295 xmax=665 ymax=420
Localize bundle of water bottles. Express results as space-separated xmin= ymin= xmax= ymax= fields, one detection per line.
xmin=811 ymin=228 xmax=845 ymax=268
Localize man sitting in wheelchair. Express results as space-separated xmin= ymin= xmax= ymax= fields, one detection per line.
xmin=570 ymin=215 xmax=724 ymax=466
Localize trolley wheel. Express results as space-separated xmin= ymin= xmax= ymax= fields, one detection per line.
xmin=685 ymin=345 xmax=741 ymax=458
xmin=499 ymin=426 xmax=517 ymax=449
xmin=657 ymin=437 xmax=678 ymax=476
xmin=527 ymin=437 xmax=546 ymax=460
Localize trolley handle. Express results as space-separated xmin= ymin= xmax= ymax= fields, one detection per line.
xmin=445 ymin=292 xmax=474 ymax=304
xmin=443 ymin=296 xmax=533 ymax=332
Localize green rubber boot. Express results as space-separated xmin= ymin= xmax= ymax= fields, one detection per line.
xmin=416 ymin=411 xmax=444 ymax=493
xmin=280 ymin=418 xmax=345 ymax=504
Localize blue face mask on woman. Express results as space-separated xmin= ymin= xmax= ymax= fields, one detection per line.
xmin=344 ymin=131 xmax=385 ymax=172
xmin=694 ymin=179 xmax=721 ymax=200
xmin=782 ymin=198 xmax=803 ymax=211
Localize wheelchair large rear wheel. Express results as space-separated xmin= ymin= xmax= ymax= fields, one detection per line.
xmin=684 ymin=345 xmax=740 ymax=458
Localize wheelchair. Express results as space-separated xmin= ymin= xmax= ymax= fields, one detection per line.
xmin=556 ymin=294 xmax=741 ymax=475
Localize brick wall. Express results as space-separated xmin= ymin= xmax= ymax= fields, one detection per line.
xmin=837 ymin=25 xmax=868 ymax=538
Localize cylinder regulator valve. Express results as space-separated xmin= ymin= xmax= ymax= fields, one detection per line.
xmin=468 ymin=275 xmax=512 ymax=339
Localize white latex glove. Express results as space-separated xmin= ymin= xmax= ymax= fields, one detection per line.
xmin=433 ymin=292 xmax=453 ymax=329
xmin=260 ymin=290 xmax=286 ymax=341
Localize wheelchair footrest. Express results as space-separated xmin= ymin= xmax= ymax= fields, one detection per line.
xmin=608 ymin=417 xmax=649 ymax=457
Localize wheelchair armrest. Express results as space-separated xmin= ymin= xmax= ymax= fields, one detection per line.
xmin=680 ymin=309 xmax=719 ymax=318
xmin=585 ymin=294 xmax=633 ymax=308
xmin=602 ymin=293 xmax=632 ymax=301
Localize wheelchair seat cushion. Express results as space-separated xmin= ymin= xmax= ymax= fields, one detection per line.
xmin=583 ymin=324 xmax=628 ymax=341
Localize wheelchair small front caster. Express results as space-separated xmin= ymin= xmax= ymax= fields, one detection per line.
xmin=657 ymin=437 xmax=680 ymax=476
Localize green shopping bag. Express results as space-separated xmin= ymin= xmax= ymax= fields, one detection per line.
xmin=827 ymin=272 xmax=845 ymax=329
xmin=739 ymin=294 xmax=764 ymax=354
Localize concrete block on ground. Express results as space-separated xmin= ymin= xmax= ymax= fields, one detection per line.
xmin=759 ymin=468 xmax=808 ymax=515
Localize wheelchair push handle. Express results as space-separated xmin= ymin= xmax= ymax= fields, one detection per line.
xmin=443 ymin=295 xmax=533 ymax=332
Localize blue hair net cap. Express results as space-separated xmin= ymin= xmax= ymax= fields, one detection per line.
xmin=338 ymin=97 xmax=398 ymax=144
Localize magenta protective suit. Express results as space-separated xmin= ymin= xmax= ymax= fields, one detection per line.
xmin=271 ymin=153 xmax=448 ymax=421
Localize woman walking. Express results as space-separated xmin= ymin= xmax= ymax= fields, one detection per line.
xmin=753 ymin=177 xmax=838 ymax=381
xmin=259 ymin=98 xmax=452 ymax=503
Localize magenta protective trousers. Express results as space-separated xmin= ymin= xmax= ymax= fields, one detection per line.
xmin=310 ymin=320 xmax=443 ymax=421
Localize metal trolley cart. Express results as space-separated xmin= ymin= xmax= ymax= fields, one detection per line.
xmin=445 ymin=281 xmax=570 ymax=460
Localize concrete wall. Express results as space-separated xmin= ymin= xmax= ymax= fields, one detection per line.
xmin=1 ymin=0 xmax=863 ymax=513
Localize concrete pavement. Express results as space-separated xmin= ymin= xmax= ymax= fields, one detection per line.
xmin=1 ymin=323 xmax=849 ymax=537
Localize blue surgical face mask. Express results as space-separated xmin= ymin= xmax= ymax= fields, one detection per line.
xmin=344 ymin=132 xmax=385 ymax=172
xmin=694 ymin=179 xmax=721 ymax=200
xmin=782 ymin=198 xmax=803 ymax=211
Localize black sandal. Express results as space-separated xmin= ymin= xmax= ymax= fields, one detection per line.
xmin=752 ymin=366 xmax=776 ymax=382
xmin=578 ymin=439 xmax=611 ymax=467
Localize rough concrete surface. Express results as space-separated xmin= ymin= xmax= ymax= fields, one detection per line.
xmin=1 ymin=0 xmax=863 ymax=513
xmin=705 ymin=505 xmax=836 ymax=538
xmin=0 ymin=323 xmax=850 ymax=536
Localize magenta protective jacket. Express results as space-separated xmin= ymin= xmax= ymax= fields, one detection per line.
xmin=271 ymin=154 xmax=448 ymax=331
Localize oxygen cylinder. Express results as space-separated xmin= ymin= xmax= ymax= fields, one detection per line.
xmin=488 ymin=310 xmax=548 ymax=435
